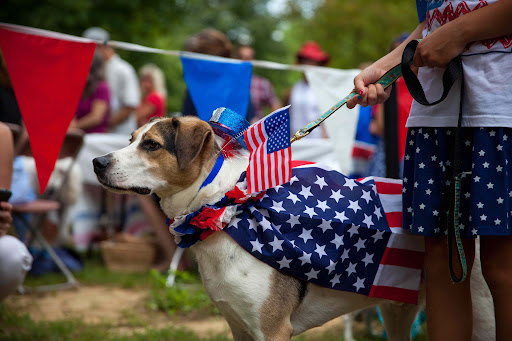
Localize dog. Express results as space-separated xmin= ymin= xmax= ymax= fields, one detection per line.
xmin=93 ymin=116 xmax=493 ymax=341
xmin=93 ymin=116 xmax=423 ymax=340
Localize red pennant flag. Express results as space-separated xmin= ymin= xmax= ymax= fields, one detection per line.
xmin=0 ymin=25 xmax=95 ymax=193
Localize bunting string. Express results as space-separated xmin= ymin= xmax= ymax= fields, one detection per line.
xmin=0 ymin=22 xmax=345 ymax=73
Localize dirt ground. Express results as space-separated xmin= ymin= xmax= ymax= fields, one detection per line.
xmin=5 ymin=285 xmax=356 ymax=339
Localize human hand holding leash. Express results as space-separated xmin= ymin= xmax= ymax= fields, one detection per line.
xmin=413 ymin=22 xmax=467 ymax=69
xmin=346 ymin=63 xmax=392 ymax=109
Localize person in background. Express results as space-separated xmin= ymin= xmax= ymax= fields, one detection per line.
xmin=236 ymin=45 xmax=281 ymax=123
xmin=181 ymin=28 xmax=232 ymax=117
xmin=70 ymin=52 xmax=111 ymax=133
xmin=181 ymin=28 xmax=255 ymax=120
xmin=136 ymin=64 xmax=167 ymax=127
xmin=82 ymin=27 xmax=140 ymax=135
xmin=284 ymin=41 xmax=329 ymax=139
xmin=0 ymin=122 xmax=33 ymax=302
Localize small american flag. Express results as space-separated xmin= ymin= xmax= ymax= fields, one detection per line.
xmin=244 ymin=105 xmax=292 ymax=194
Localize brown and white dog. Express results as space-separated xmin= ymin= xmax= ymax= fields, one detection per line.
xmin=93 ymin=116 xmax=492 ymax=341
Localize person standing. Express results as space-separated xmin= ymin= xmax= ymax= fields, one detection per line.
xmin=237 ymin=45 xmax=281 ymax=123
xmin=347 ymin=1 xmax=512 ymax=339
xmin=82 ymin=27 xmax=140 ymax=135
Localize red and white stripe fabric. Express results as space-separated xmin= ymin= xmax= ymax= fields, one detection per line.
xmin=359 ymin=176 xmax=424 ymax=304
xmin=244 ymin=113 xmax=291 ymax=194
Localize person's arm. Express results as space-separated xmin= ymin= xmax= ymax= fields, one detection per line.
xmin=72 ymin=99 xmax=109 ymax=131
xmin=108 ymin=105 xmax=135 ymax=128
xmin=413 ymin=0 xmax=512 ymax=68
xmin=349 ymin=0 xmax=512 ymax=109
xmin=0 ymin=123 xmax=13 ymax=236
xmin=136 ymin=102 xmax=156 ymax=127
xmin=346 ymin=21 xmax=425 ymax=109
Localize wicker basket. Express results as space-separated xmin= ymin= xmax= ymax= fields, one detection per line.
xmin=100 ymin=235 xmax=156 ymax=273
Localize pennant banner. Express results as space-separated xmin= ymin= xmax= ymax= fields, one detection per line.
xmin=181 ymin=56 xmax=252 ymax=121
xmin=0 ymin=26 xmax=95 ymax=193
xmin=305 ymin=68 xmax=361 ymax=176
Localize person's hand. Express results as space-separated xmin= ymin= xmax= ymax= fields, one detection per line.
xmin=346 ymin=64 xmax=392 ymax=109
xmin=413 ymin=21 xmax=467 ymax=68
xmin=0 ymin=201 xmax=13 ymax=237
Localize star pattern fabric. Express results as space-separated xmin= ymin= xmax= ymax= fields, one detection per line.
xmin=403 ymin=127 xmax=512 ymax=237
xmin=223 ymin=163 xmax=423 ymax=304
xmin=167 ymin=162 xmax=424 ymax=304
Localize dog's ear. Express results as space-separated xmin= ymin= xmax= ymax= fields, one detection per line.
xmin=174 ymin=118 xmax=213 ymax=170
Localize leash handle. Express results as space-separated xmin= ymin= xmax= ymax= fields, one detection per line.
xmin=401 ymin=40 xmax=462 ymax=106
xmin=290 ymin=64 xmax=403 ymax=143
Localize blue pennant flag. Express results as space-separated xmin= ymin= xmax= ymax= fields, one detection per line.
xmin=181 ymin=56 xmax=252 ymax=121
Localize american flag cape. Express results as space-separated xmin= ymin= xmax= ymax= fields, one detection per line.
xmin=168 ymin=162 xmax=424 ymax=304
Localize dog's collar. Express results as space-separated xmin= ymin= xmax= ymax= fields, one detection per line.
xmin=199 ymin=153 xmax=225 ymax=190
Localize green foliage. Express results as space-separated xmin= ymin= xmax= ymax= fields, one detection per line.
xmin=286 ymin=0 xmax=419 ymax=69
xmin=147 ymin=269 xmax=219 ymax=316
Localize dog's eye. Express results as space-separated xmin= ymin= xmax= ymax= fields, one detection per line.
xmin=142 ymin=139 xmax=161 ymax=151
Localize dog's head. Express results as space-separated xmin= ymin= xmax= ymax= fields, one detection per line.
xmin=93 ymin=116 xmax=217 ymax=196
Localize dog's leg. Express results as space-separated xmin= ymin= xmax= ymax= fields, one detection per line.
xmin=258 ymin=271 xmax=301 ymax=341
xmin=227 ymin=320 xmax=255 ymax=341
xmin=378 ymin=302 xmax=420 ymax=341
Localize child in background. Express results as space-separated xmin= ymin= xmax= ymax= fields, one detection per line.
xmin=136 ymin=64 xmax=167 ymax=127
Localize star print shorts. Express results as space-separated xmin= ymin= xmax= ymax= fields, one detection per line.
xmin=402 ymin=127 xmax=512 ymax=237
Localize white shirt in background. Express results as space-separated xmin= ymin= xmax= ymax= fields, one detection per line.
xmin=289 ymin=80 xmax=322 ymax=138
xmin=105 ymin=54 xmax=140 ymax=135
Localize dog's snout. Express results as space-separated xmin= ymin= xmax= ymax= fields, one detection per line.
xmin=93 ymin=156 xmax=111 ymax=173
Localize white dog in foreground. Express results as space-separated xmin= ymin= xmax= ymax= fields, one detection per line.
xmin=93 ymin=116 xmax=493 ymax=340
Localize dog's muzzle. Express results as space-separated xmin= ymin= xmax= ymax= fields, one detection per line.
xmin=93 ymin=156 xmax=110 ymax=175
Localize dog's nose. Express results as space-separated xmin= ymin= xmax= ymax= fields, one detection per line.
xmin=93 ymin=156 xmax=110 ymax=172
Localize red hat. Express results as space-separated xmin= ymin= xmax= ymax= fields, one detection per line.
xmin=296 ymin=41 xmax=330 ymax=64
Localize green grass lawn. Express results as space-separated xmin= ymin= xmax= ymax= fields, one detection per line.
xmin=1 ymin=253 xmax=427 ymax=341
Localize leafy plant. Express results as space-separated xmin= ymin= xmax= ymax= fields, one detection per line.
xmin=147 ymin=269 xmax=219 ymax=316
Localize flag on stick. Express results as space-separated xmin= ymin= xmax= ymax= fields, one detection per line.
xmin=244 ymin=106 xmax=292 ymax=194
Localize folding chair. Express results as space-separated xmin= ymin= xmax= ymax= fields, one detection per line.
xmin=11 ymin=128 xmax=84 ymax=292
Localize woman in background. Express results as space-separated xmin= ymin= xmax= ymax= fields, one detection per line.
xmin=136 ymin=64 xmax=167 ymax=127
xmin=71 ymin=53 xmax=111 ymax=133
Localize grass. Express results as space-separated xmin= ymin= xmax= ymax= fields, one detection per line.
xmin=24 ymin=254 xmax=152 ymax=289
xmin=147 ymin=270 xmax=220 ymax=316
xmin=0 ymin=305 xmax=230 ymax=341
xmin=2 ymin=251 xmax=427 ymax=340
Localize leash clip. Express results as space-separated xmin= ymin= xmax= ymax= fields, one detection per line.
xmin=290 ymin=129 xmax=310 ymax=143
